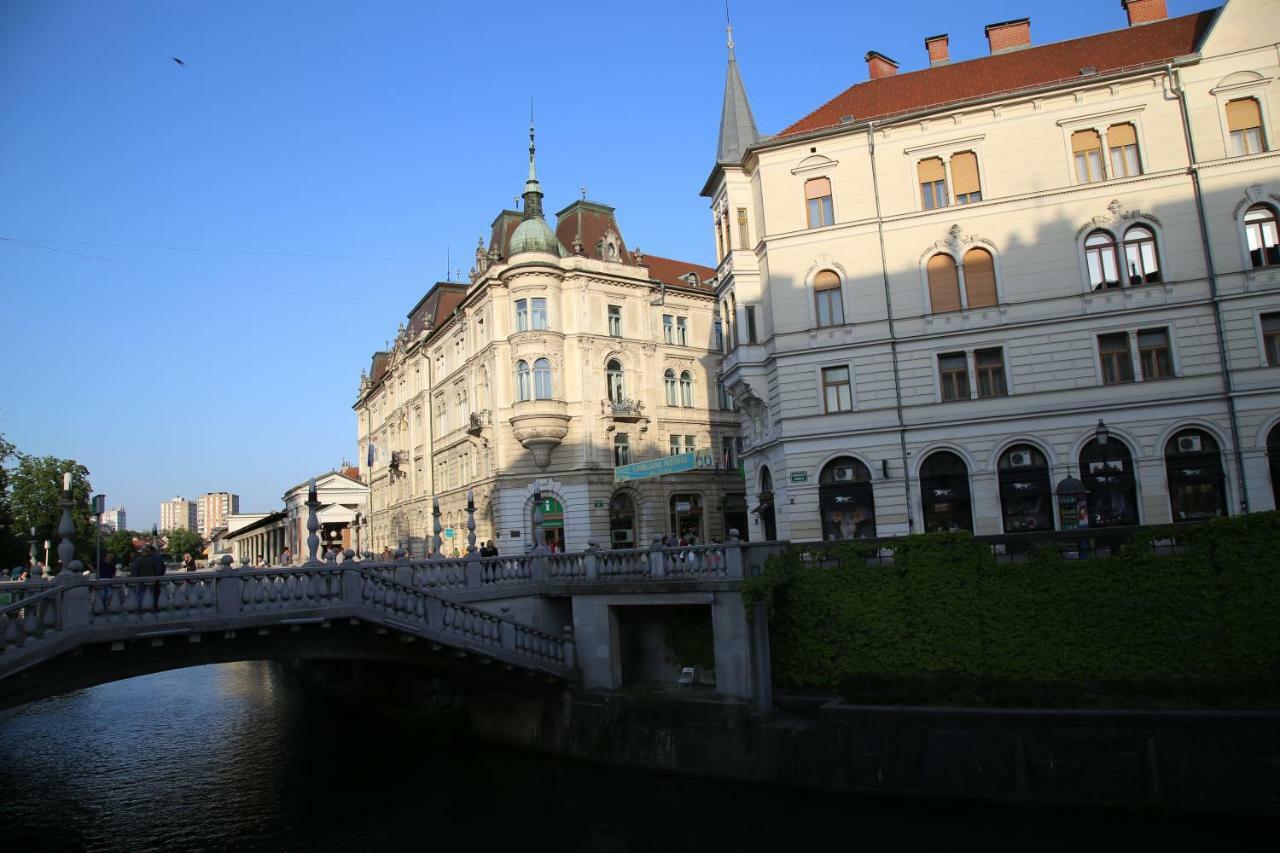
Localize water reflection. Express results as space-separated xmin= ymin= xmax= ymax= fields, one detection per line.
xmin=0 ymin=662 xmax=1256 ymax=851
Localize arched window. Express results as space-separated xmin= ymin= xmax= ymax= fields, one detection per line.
xmin=606 ymin=359 xmax=625 ymax=402
xmin=679 ymin=371 xmax=693 ymax=407
xmin=920 ymin=451 xmax=973 ymax=533
xmin=1164 ymin=429 xmax=1227 ymax=521
xmin=533 ymin=358 xmax=553 ymax=400
xmin=813 ymin=270 xmax=844 ymax=327
xmin=664 ymin=369 xmax=678 ymax=406
xmin=515 ymin=360 xmax=530 ymax=402
xmin=1080 ymin=437 xmax=1139 ymax=527
xmin=997 ymin=444 xmax=1053 ymax=532
xmin=963 ymin=248 xmax=997 ymax=308
xmin=1268 ymin=423 xmax=1280 ymax=509
xmin=1244 ymin=204 xmax=1280 ymax=268
xmin=1226 ymin=97 xmax=1266 ymax=156
xmin=818 ymin=457 xmax=875 ymax=540
xmin=1085 ymin=230 xmax=1120 ymax=290
xmin=1122 ymin=225 xmax=1160 ymax=285
xmin=927 ymin=254 xmax=960 ymax=313
xmin=754 ymin=467 xmax=776 ymax=541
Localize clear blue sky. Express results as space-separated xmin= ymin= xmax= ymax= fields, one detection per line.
xmin=0 ymin=0 xmax=1217 ymax=528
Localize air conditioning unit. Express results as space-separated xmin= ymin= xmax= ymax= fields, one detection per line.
xmin=611 ymin=529 xmax=634 ymax=544
xmin=1177 ymin=435 xmax=1202 ymax=453
xmin=1009 ymin=451 xmax=1033 ymax=468
xmin=832 ymin=466 xmax=853 ymax=481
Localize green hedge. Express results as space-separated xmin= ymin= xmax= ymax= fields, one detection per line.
xmin=742 ymin=512 xmax=1280 ymax=696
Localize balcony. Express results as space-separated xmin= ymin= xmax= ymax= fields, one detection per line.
xmin=601 ymin=398 xmax=645 ymax=423
xmin=509 ymin=399 xmax=571 ymax=469
xmin=467 ymin=409 xmax=490 ymax=436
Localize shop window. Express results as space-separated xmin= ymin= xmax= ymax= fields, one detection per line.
xmin=670 ymin=494 xmax=704 ymax=542
xmin=920 ymin=451 xmax=973 ymax=533
xmin=997 ymin=444 xmax=1053 ymax=533
xmin=819 ymin=457 xmax=876 ymax=540
xmin=1080 ymin=437 xmax=1138 ymax=528
xmin=1164 ymin=429 xmax=1228 ymax=521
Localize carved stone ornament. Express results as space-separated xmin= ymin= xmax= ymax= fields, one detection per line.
xmin=728 ymin=380 xmax=770 ymax=447
xmin=919 ymin=224 xmax=999 ymax=263
xmin=1077 ymin=199 xmax=1162 ymax=238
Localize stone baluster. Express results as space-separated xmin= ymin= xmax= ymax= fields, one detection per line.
xmin=50 ymin=474 xmax=91 ymax=629
xmin=56 ymin=475 xmax=83 ymax=577
xmin=648 ymin=534 xmax=666 ymax=579
xmin=725 ymin=527 xmax=744 ymax=579
xmin=28 ymin=527 xmax=39 ymax=577
xmin=431 ymin=496 xmax=443 ymax=559
xmin=305 ymin=479 xmax=321 ymax=566
xmin=584 ymin=541 xmax=599 ymax=580
xmin=466 ymin=490 xmax=477 ymax=555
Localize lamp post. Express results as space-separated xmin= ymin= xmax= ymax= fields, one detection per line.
xmin=92 ymin=494 xmax=105 ymax=577
xmin=1095 ymin=419 xmax=1110 ymax=446
xmin=354 ymin=512 xmax=363 ymax=559
xmin=43 ymin=540 xmax=50 ymax=571
xmin=28 ymin=527 xmax=39 ymax=576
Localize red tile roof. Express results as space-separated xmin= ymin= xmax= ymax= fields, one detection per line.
xmin=638 ymin=254 xmax=716 ymax=289
xmin=777 ymin=10 xmax=1215 ymax=139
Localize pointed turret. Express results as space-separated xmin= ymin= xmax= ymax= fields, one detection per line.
xmin=716 ymin=21 xmax=759 ymax=164
xmin=508 ymin=118 xmax=566 ymax=258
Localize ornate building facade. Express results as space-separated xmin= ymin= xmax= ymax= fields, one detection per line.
xmin=709 ymin=0 xmax=1280 ymax=541
xmin=355 ymin=130 xmax=743 ymax=555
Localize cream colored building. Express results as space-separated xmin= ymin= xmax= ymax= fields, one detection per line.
xmin=355 ymin=132 xmax=744 ymax=555
xmin=159 ymin=496 xmax=197 ymax=533
xmin=708 ymin=0 xmax=1280 ymax=541
xmin=196 ymin=491 xmax=239 ymax=538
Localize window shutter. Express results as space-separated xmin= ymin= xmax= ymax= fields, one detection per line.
xmin=805 ymin=177 xmax=831 ymax=200
xmin=963 ymin=248 xmax=997 ymax=308
xmin=927 ymin=254 xmax=961 ymax=313
xmin=814 ymin=270 xmax=840 ymax=291
xmin=1072 ymin=129 xmax=1101 ymax=152
xmin=951 ymin=152 xmax=980 ymax=195
xmin=1108 ymin=123 xmax=1136 ymax=147
xmin=1226 ymin=98 xmax=1262 ymax=131
xmin=917 ymin=157 xmax=945 ymax=183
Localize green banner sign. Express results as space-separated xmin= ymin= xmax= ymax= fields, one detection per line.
xmin=614 ymin=449 xmax=716 ymax=483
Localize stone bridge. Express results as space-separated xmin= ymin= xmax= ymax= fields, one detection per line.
xmin=1 ymin=540 xmax=778 ymax=712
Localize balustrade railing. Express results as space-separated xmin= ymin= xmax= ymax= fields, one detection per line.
xmin=0 ymin=584 xmax=63 ymax=658
xmin=596 ymin=549 xmax=651 ymax=580
xmin=663 ymin=544 xmax=730 ymax=579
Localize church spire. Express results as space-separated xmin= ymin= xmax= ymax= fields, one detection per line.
xmin=716 ymin=10 xmax=759 ymax=164
xmin=523 ymin=109 xmax=544 ymax=219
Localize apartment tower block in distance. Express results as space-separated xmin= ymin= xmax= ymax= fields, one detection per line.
xmin=159 ymin=496 xmax=198 ymax=533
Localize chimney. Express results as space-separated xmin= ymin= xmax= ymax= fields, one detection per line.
xmin=1121 ymin=0 xmax=1167 ymax=26
xmin=985 ymin=18 xmax=1031 ymax=54
xmin=865 ymin=51 xmax=899 ymax=80
xmin=925 ymin=33 xmax=950 ymax=66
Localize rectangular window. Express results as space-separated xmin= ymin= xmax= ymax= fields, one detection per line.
xmin=614 ymin=435 xmax=630 ymax=467
xmin=737 ymin=208 xmax=750 ymax=248
xmin=1138 ymin=329 xmax=1173 ymax=380
xmin=720 ymin=436 xmax=735 ymax=469
xmin=975 ymin=348 xmax=1007 ymax=398
xmin=822 ymin=366 xmax=852 ymax=412
xmin=608 ymin=304 xmax=622 ymax=337
xmin=515 ymin=299 xmax=528 ymax=332
xmin=676 ymin=316 xmax=688 ymax=346
xmin=713 ymin=317 xmax=723 ymax=351
xmin=531 ymin=297 xmax=548 ymax=330
xmin=1107 ymin=123 xmax=1141 ymax=177
xmin=745 ymin=307 xmax=757 ymax=344
xmin=685 ymin=435 xmax=697 ymax=454
xmin=1227 ymin=98 xmax=1266 ymax=156
xmin=951 ymin=151 xmax=982 ymax=204
xmin=805 ymin=177 xmax=834 ymax=228
xmin=669 ymin=436 xmax=681 ymax=456
xmin=1098 ymin=333 xmax=1134 ymax=384
xmin=663 ymin=314 xmax=674 ymax=344
xmin=938 ymin=353 xmax=969 ymax=401
xmin=918 ymin=157 xmax=948 ymax=209
xmin=1263 ymin=314 xmax=1280 ymax=366
xmin=1072 ymin=129 xmax=1104 ymax=183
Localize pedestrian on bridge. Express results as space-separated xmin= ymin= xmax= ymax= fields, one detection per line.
xmin=181 ymin=553 xmax=197 ymax=572
xmin=129 ymin=546 xmax=161 ymax=611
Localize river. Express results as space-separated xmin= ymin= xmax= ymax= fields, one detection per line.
xmin=0 ymin=662 xmax=1258 ymax=851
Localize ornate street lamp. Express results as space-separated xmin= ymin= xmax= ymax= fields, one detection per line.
xmin=1095 ymin=419 xmax=1110 ymax=446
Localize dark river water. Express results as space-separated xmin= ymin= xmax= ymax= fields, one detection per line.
xmin=0 ymin=662 xmax=1265 ymax=851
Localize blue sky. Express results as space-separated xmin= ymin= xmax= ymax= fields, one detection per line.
xmin=0 ymin=0 xmax=1216 ymax=528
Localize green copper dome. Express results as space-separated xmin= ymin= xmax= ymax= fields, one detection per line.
xmin=509 ymin=217 xmax=565 ymax=257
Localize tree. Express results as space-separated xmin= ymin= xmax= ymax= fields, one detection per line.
xmin=0 ymin=434 xmax=20 ymax=567
xmin=103 ymin=528 xmax=144 ymax=563
xmin=9 ymin=454 xmax=95 ymax=570
xmin=162 ymin=528 xmax=205 ymax=560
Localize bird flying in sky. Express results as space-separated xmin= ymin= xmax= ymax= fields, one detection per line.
xmin=172 ymin=57 xmax=185 ymax=66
